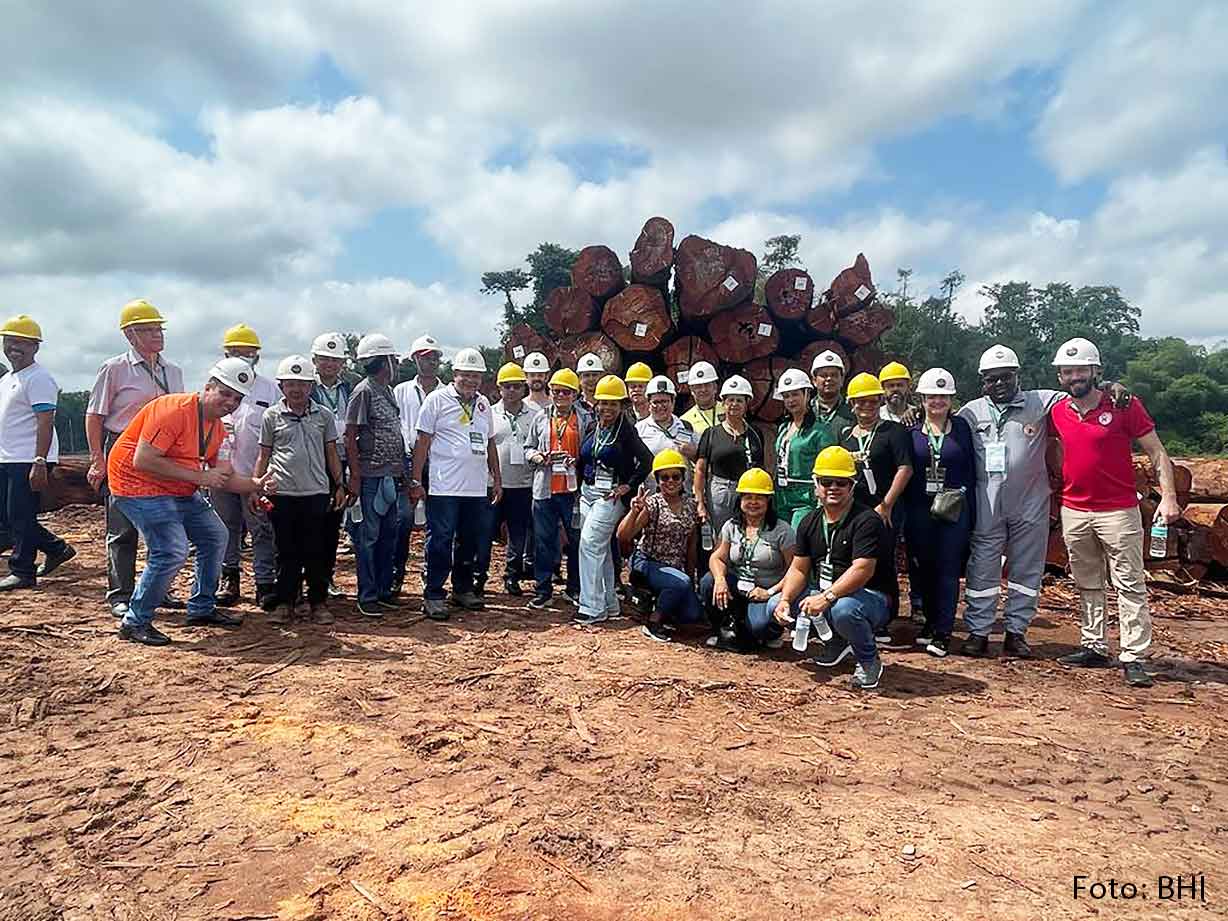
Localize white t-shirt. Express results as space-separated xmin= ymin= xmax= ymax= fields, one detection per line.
xmin=394 ymin=375 xmax=441 ymax=455
xmin=492 ymin=399 xmax=540 ymax=490
xmin=415 ymin=383 xmax=494 ymax=497
xmin=221 ymin=372 xmax=281 ymax=476
xmin=0 ymin=361 xmax=60 ymax=463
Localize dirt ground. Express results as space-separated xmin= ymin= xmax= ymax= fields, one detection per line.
xmin=1 ymin=507 xmax=1225 ymax=921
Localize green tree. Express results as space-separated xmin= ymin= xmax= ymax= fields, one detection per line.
xmin=480 ymin=269 xmax=531 ymax=328
xmin=54 ymin=391 xmax=89 ymax=454
xmin=760 ymin=234 xmax=802 ymax=277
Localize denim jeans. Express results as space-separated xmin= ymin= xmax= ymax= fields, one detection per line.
xmin=1 ymin=463 xmax=69 ymax=580
xmin=424 ymin=494 xmax=486 ymax=600
xmin=393 ymin=491 xmax=413 ymax=584
xmin=767 ymin=586 xmax=890 ymax=665
xmin=578 ymin=484 xmax=623 ymax=617
xmin=112 ymin=492 xmax=228 ymax=628
xmin=473 ymin=486 xmax=532 ymax=589
xmin=356 ymin=476 xmax=399 ymax=603
xmin=904 ymin=498 xmax=972 ymax=639
xmin=699 ymin=572 xmax=776 ymax=644
xmin=631 ymin=552 xmax=701 ymax=624
xmin=533 ymin=492 xmax=579 ymax=598
xmin=212 ymin=488 xmax=277 ymax=583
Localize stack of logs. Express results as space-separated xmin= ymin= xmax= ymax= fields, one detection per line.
xmin=503 ymin=215 xmax=896 ymax=444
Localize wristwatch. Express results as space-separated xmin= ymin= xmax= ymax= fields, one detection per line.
xmin=33 ymin=456 xmax=47 ymax=465
xmin=823 ymin=589 xmax=838 ymax=605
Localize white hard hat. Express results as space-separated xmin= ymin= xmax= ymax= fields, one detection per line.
xmin=276 ymin=354 xmax=316 ymax=382
xmin=576 ymin=352 xmax=604 ymax=373
xmin=452 ymin=347 xmax=488 ymax=373
xmin=915 ymin=368 xmax=957 ymax=396
xmin=720 ymin=375 xmax=754 ymax=398
xmin=523 ymin=352 xmax=550 ymax=373
xmin=410 ymin=334 xmax=442 ymax=357
xmin=687 ymin=361 xmax=718 ymax=385
xmin=208 ymin=356 xmax=255 ymax=397
xmin=356 ymin=333 xmax=397 ymax=361
xmin=810 ymin=350 xmax=846 ymax=373
xmin=647 ymin=374 xmax=676 ymax=397
xmin=774 ymin=368 xmax=813 ymax=398
xmin=1053 ymin=337 xmax=1101 ymax=367
xmin=978 ymin=344 xmax=1020 ymax=373
xmin=311 ymin=332 xmax=347 ymax=359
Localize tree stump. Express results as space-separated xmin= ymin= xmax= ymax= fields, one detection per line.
xmin=836 ymin=305 xmax=896 ymax=347
xmin=571 ymin=245 xmax=626 ymax=301
xmin=764 ymin=268 xmax=814 ymax=321
xmin=824 ymin=253 xmax=876 ymax=318
xmin=675 ymin=235 xmax=757 ymax=319
xmin=557 ymin=331 xmax=623 ymax=376
xmin=601 ymin=285 xmax=673 ymax=353
xmin=710 ymin=303 xmax=780 ymax=364
xmin=663 ymin=336 xmax=720 ymax=394
xmin=39 ymin=456 xmax=102 ymax=513
xmin=544 ymin=287 xmax=599 ymax=336
xmin=1180 ymin=503 xmax=1228 ymax=567
xmin=630 ymin=216 xmax=675 ymax=287
xmin=798 ymin=340 xmax=850 ymax=374
xmin=744 ymin=356 xmax=793 ymax=424
xmin=504 ymin=323 xmax=557 ymax=367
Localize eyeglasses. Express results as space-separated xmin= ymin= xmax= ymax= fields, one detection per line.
xmin=816 ymin=477 xmax=851 ymax=489
xmin=656 ymin=472 xmax=684 ymax=482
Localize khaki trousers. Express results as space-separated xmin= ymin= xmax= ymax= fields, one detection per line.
xmin=1060 ymin=506 xmax=1151 ymax=662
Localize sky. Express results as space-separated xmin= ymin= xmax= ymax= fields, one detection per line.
xmin=2 ymin=1 xmax=1226 ymax=390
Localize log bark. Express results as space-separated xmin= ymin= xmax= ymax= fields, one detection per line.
xmin=848 ymin=345 xmax=887 ymax=378
xmin=543 ymin=287 xmax=599 ymax=336
xmin=663 ymin=336 xmax=719 ymax=395
xmin=798 ymin=340 xmax=849 ymax=375
xmin=764 ymin=268 xmax=814 ymax=321
xmin=836 ymin=305 xmax=896 ymax=347
xmin=504 ymin=323 xmax=557 ymax=367
xmin=629 ymin=217 xmax=675 ymax=287
xmin=1045 ymin=526 xmax=1069 ymax=572
xmin=743 ymin=357 xmax=792 ymax=424
xmin=1132 ymin=456 xmax=1194 ymax=507
xmin=824 ymin=252 xmax=876 ymax=318
xmin=674 ymin=235 xmax=756 ymax=319
xmin=601 ymin=285 xmax=673 ymax=353
xmin=709 ymin=303 xmax=780 ymax=364
xmin=40 ymin=456 xmax=102 ymax=512
xmin=1180 ymin=503 xmax=1228 ymax=567
xmin=556 ymin=332 xmax=623 ymax=376
xmin=571 ymin=245 xmax=626 ymax=301
xmin=804 ymin=299 xmax=836 ymax=337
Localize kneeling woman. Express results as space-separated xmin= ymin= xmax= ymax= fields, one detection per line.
xmin=701 ymin=468 xmax=795 ymax=649
xmin=617 ymin=449 xmax=701 ymax=643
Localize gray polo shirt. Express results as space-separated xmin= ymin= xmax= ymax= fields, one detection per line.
xmin=259 ymin=398 xmax=338 ymax=496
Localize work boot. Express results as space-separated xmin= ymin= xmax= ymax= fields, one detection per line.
xmin=216 ymin=569 xmax=241 ymax=607
xmin=36 ymin=544 xmax=76 ymax=577
xmin=504 ymin=576 xmax=523 ymax=597
xmin=959 ymin=633 xmax=991 ymax=658
xmin=0 ymin=574 xmax=36 ymax=591
xmin=186 ymin=610 xmax=243 ymax=628
xmin=1123 ymin=661 xmax=1154 ymax=687
xmin=118 ymin=622 xmax=171 ymax=646
xmin=424 ymin=598 xmax=450 ymax=621
xmin=268 ymin=603 xmax=292 ymax=626
xmin=1059 ymin=648 xmax=1112 ymax=668
xmin=451 ymin=591 xmax=485 ymax=611
xmin=309 ymin=603 xmax=334 ymax=625
xmin=1003 ymin=631 xmax=1032 ymax=659
xmin=256 ymin=582 xmax=278 ymax=612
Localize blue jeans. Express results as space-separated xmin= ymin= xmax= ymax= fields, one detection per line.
xmin=578 ymin=485 xmax=623 ymax=617
xmin=112 ymin=492 xmax=228 ymax=628
xmin=699 ymin=572 xmax=776 ymax=644
xmin=424 ymin=494 xmax=486 ymax=600
xmin=475 ymin=486 xmax=532 ymax=589
xmin=905 ymin=497 xmax=972 ymax=638
xmin=533 ymin=492 xmax=579 ymax=597
xmin=767 ymin=586 xmax=890 ymax=665
xmin=1 ymin=463 xmax=69 ymax=580
xmin=631 ymin=553 xmax=701 ymax=624
xmin=356 ymin=476 xmax=399 ymax=603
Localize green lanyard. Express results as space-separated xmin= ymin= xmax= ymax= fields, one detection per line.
xmin=988 ymin=401 xmax=1010 ymax=437
xmin=923 ymin=420 xmax=946 ymax=458
xmin=737 ymin=526 xmax=762 ymax=577
xmin=815 ymin=401 xmax=839 ymax=426
xmin=595 ymin=416 xmax=621 ymax=451
xmin=820 ymin=508 xmax=849 ymax=566
xmin=853 ymin=422 xmax=879 ymax=458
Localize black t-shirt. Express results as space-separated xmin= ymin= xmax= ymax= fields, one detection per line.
xmin=698 ymin=423 xmax=765 ymax=481
xmin=839 ymin=421 xmax=912 ymax=507
xmin=794 ymin=502 xmax=897 ymax=597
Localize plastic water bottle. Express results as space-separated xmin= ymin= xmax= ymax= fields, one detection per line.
xmin=347 ymin=501 xmax=363 ymax=526
xmin=414 ymin=500 xmax=426 ymax=527
xmin=792 ymin=613 xmax=811 ymax=651
xmin=701 ymin=521 xmax=714 ymax=551
xmin=813 ymin=613 xmax=833 ymax=642
xmin=1149 ymin=520 xmax=1168 ymax=558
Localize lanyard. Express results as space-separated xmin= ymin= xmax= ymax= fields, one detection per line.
xmin=551 ymin=408 xmax=574 ymax=449
xmin=140 ymin=359 xmax=170 ymax=395
xmin=506 ymin=407 xmax=521 ymax=435
xmin=853 ymin=422 xmax=879 ymax=457
xmin=315 ymin=382 xmax=340 ymax=412
xmin=737 ymin=526 xmax=762 ymax=575
xmin=723 ymin=420 xmax=755 ymax=468
xmin=923 ymin=419 xmax=946 ymax=459
xmin=595 ymin=416 xmax=621 ymax=451
xmin=458 ymin=395 xmax=476 ymax=425
xmin=815 ymin=401 xmax=839 ymax=426
xmin=196 ymin=398 xmax=217 ymax=470
xmin=697 ymin=405 xmax=717 ymax=428
xmin=820 ymin=508 xmax=849 ymax=566
xmin=988 ymin=401 xmax=1011 ymax=437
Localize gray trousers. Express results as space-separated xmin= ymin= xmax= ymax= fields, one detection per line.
xmin=963 ymin=512 xmax=1048 ymax=636
xmin=101 ymin=431 xmax=138 ymax=603
xmin=211 ymin=489 xmax=278 ymax=584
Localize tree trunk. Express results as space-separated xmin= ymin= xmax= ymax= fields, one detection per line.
xmin=824 ymin=252 xmax=876 ymax=318
xmin=1180 ymin=503 xmax=1228 ymax=568
xmin=504 ymin=323 xmax=557 ymax=366
xmin=743 ymin=356 xmax=792 ymax=424
xmin=630 ymin=216 xmax=675 ymax=287
xmin=601 ymin=285 xmax=673 ymax=353
xmin=675 ymin=235 xmax=757 ymax=319
xmin=40 ymin=456 xmax=102 ymax=513
xmin=556 ymin=331 xmax=623 ymax=376
xmin=1133 ymin=456 xmax=1195 ymax=507
xmin=571 ymin=245 xmax=627 ymax=301
xmin=798 ymin=340 xmax=849 ymax=375
xmin=764 ymin=268 xmax=815 ymax=321
xmin=836 ymin=305 xmax=896 ymax=347
xmin=710 ymin=303 xmax=780 ymax=364
xmin=849 ymin=345 xmax=887 ymax=377
xmin=544 ymin=286 xmax=598 ymax=336
xmin=663 ymin=336 xmax=720 ymax=396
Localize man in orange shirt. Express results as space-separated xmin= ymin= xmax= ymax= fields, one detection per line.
xmin=107 ymin=358 xmax=277 ymax=646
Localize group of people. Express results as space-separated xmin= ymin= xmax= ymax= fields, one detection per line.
xmin=0 ymin=302 xmax=1181 ymax=690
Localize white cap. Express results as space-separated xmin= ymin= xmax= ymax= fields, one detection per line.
xmin=311 ymin=332 xmax=347 ymax=359
xmin=356 ymin=333 xmax=397 ymax=361
xmin=523 ymin=351 xmax=550 ymax=373
xmin=410 ymin=334 xmax=442 ymax=357
xmin=774 ymin=368 xmax=812 ymax=398
xmin=720 ymin=375 xmax=754 ymax=398
xmin=452 ymin=347 xmax=488 ymax=373
xmin=687 ymin=360 xmax=718 ymax=385
xmin=915 ymin=368 xmax=957 ymax=395
xmin=276 ymin=354 xmax=316 ymax=382
xmin=1052 ymin=337 xmax=1101 ymax=367
xmin=576 ymin=352 xmax=604 ymax=373
xmin=810 ymin=350 xmax=846 ymax=373
xmin=978 ymin=344 xmax=1020 ymax=373
xmin=646 ymin=374 xmax=676 ymax=396
xmin=208 ymin=357 xmax=255 ymax=397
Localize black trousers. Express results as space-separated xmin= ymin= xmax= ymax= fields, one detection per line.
xmin=1 ymin=463 xmax=68 ymax=580
xmin=268 ymin=494 xmax=331 ymax=605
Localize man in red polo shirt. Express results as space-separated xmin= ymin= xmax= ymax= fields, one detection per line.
xmin=1048 ymin=337 xmax=1180 ymax=687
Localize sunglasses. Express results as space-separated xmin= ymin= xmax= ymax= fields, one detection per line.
xmin=816 ymin=477 xmax=851 ymax=489
xmin=656 ymin=472 xmax=684 ymax=482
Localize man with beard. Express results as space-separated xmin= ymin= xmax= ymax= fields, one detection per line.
xmin=523 ymin=352 xmax=552 ymax=412
xmin=878 ymin=362 xmax=913 ymax=423
xmin=1049 ymin=338 xmax=1178 ymax=687
xmin=393 ymin=334 xmax=444 ymax=595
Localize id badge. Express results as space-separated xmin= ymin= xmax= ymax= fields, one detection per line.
xmin=986 ymin=441 xmax=1007 ymax=474
xmin=777 ymin=465 xmax=789 ymax=487
xmin=552 ymin=457 xmax=569 ymax=475
xmin=926 ymin=465 xmax=945 ymax=495
xmin=861 ymin=464 xmax=878 ymax=497
xmin=736 ymin=578 xmax=755 ymax=594
xmin=469 ymin=430 xmax=486 ymax=455
xmin=818 ymin=561 xmax=834 ymax=591
xmin=595 ymin=466 xmax=614 ymax=492
xmin=508 ymin=437 xmax=525 ymax=465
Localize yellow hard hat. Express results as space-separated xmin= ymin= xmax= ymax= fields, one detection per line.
xmin=878 ymin=361 xmax=911 ymax=383
xmin=497 ymin=362 xmax=527 ymax=384
xmin=119 ymin=298 xmax=166 ymax=329
xmin=846 ymin=372 xmax=885 ymax=401
xmin=813 ymin=445 xmax=858 ymax=479
xmin=0 ymin=314 xmax=43 ymax=341
xmin=595 ymin=374 xmax=628 ymax=401
xmin=549 ymin=368 xmax=580 ymax=391
xmin=736 ymin=468 xmax=774 ymax=495
xmin=624 ymin=362 xmax=653 ymax=384
xmin=222 ymin=323 xmax=262 ymax=349
xmin=652 ymin=448 xmax=686 ymax=474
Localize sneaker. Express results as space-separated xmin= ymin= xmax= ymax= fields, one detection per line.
xmin=268 ymin=603 xmax=292 ymax=626
xmin=424 ymin=598 xmax=450 ymax=621
xmin=36 ymin=544 xmax=77 ymax=577
xmin=812 ymin=640 xmax=854 ymax=668
xmin=0 ymin=574 xmax=37 ymax=591
xmin=875 ymin=631 xmax=892 ymax=646
xmin=572 ymin=611 xmax=609 ymax=627
xmin=925 ymin=636 xmax=950 ymax=658
xmin=356 ymin=600 xmax=384 ymax=618
xmin=1059 ymin=648 xmax=1111 ymax=668
xmin=564 ymin=589 xmax=581 ymax=607
xmin=1003 ymin=631 xmax=1032 ymax=659
xmin=763 ymin=634 xmax=786 ymax=650
xmin=309 ymin=604 xmax=334 ymax=625
xmin=704 ymin=634 xmax=721 ymax=648
xmin=110 ymin=601 xmax=130 ymax=619
xmin=118 ymin=622 xmax=171 ymax=647
xmin=376 ymin=599 xmax=399 ymax=611
xmin=915 ymin=632 xmax=934 ymax=648
xmin=451 ymin=591 xmax=485 ymax=611
xmin=642 ymin=623 xmax=672 ymax=643
xmin=959 ymin=633 xmax=991 ymax=658
xmin=850 ymin=657 xmax=884 ymax=690
xmin=1123 ymin=661 xmax=1154 ymax=687
xmin=327 ymin=582 xmax=345 ymax=598
xmin=527 ymin=594 xmax=551 ymax=610
xmin=504 ymin=578 xmax=523 ymax=597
